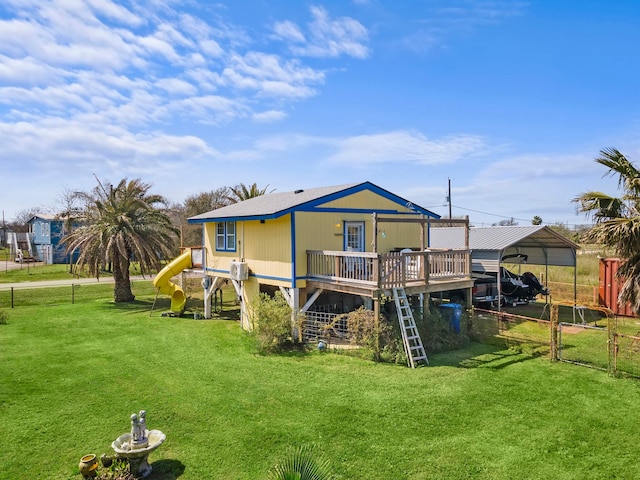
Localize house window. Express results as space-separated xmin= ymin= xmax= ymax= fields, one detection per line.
xmin=216 ymin=222 xmax=236 ymax=251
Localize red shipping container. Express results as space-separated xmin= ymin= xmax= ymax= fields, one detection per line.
xmin=598 ymin=257 xmax=637 ymax=317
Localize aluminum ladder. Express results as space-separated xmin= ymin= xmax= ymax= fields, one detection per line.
xmin=392 ymin=287 xmax=428 ymax=368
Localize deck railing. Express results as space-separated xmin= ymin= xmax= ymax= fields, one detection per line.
xmin=306 ymin=249 xmax=470 ymax=289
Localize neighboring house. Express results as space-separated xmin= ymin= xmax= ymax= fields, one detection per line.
xmin=27 ymin=214 xmax=78 ymax=264
xmin=188 ymin=181 xmax=473 ymax=337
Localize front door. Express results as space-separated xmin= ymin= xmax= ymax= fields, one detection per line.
xmin=345 ymin=221 xmax=365 ymax=252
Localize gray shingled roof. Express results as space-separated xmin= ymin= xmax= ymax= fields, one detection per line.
xmin=189 ymin=183 xmax=361 ymax=222
xmin=188 ymin=181 xmax=438 ymax=222
xmin=430 ymin=225 xmax=579 ymax=251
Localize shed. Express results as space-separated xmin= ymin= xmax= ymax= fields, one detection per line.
xmin=429 ymin=225 xmax=580 ymax=303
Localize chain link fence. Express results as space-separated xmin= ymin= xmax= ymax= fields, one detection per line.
xmin=471 ymin=304 xmax=640 ymax=378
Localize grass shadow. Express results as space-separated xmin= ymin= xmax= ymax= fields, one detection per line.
xmin=430 ymin=341 xmax=547 ymax=370
xmin=148 ymin=459 xmax=186 ymax=479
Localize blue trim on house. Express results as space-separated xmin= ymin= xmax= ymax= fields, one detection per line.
xmin=291 ymin=211 xmax=296 ymax=288
xmin=190 ymin=213 xmax=283 ymax=224
xmin=203 ymin=266 xmax=291 ymax=283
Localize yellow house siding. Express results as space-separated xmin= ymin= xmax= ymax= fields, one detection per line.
xmin=202 ymin=187 xmax=435 ymax=287
xmin=321 ymin=190 xmax=408 ymax=211
xmin=241 ymin=217 xmax=292 ymax=283
xmin=204 ymin=216 xmax=293 ymax=286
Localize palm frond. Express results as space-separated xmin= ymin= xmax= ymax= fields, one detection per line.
xmin=268 ymin=445 xmax=334 ymax=480
xmin=595 ymin=147 xmax=640 ymax=195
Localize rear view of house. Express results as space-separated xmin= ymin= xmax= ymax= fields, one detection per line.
xmin=188 ymin=182 xmax=473 ymax=340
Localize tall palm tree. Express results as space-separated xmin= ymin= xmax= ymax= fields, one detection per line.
xmin=573 ymin=147 xmax=640 ymax=313
xmin=226 ymin=182 xmax=274 ymax=203
xmin=64 ymin=178 xmax=178 ymax=303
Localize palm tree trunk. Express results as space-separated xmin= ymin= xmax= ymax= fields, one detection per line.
xmin=113 ymin=254 xmax=135 ymax=302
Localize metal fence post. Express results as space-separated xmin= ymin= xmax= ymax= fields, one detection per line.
xmin=550 ymin=304 xmax=559 ymax=361
xmin=608 ymin=313 xmax=617 ymax=377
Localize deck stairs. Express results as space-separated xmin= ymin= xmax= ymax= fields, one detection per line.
xmin=392 ymin=287 xmax=428 ymax=368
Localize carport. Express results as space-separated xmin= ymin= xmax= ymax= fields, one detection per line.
xmin=429 ymin=225 xmax=580 ymax=308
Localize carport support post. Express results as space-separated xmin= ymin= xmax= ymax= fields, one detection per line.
xmin=550 ymin=304 xmax=559 ymax=361
xmin=374 ymin=293 xmax=381 ymax=362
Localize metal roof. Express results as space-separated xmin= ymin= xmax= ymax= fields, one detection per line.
xmin=188 ymin=181 xmax=439 ymax=223
xmin=429 ymin=225 xmax=579 ymax=271
xmin=429 ymin=225 xmax=580 ymax=251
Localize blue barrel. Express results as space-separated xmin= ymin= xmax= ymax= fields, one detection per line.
xmin=438 ymin=303 xmax=463 ymax=333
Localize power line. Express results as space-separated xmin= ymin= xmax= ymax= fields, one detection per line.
xmin=449 ymin=204 xmax=592 ymax=228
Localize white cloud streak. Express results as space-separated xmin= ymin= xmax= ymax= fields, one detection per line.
xmin=271 ymin=6 xmax=369 ymax=58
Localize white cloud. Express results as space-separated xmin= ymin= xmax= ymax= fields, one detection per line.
xmin=272 ymin=20 xmax=306 ymax=43
xmin=325 ymin=131 xmax=487 ymax=166
xmin=272 ymin=6 xmax=369 ymax=59
xmin=252 ymin=110 xmax=287 ymax=123
xmin=154 ymin=78 xmax=198 ymax=96
xmin=86 ymin=0 xmax=143 ymax=27
xmin=223 ymin=52 xmax=324 ymax=98
xmin=0 ymin=116 xmax=215 ymax=171
xmin=401 ymin=1 xmax=529 ymax=55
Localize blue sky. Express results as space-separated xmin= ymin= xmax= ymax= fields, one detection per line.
xmin=1 ymin=0 xmax=638 ymax=227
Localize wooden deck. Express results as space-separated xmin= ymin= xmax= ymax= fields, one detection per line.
xmin=306 ymin=249 xmax=474 ymax=297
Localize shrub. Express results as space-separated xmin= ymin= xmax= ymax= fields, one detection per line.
xmin=250 ymin=291 xmax=297 ymax=353
xmin=419 ymin=305 xmax=470 ymax=353
xmin=347 ymin=307 xmax=405 ymax=363
xmin=0 ymin=310 xmax=7 ymax=325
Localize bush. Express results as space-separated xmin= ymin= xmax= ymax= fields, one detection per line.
xmin=419 ymin=305 xmax=470 ymax=353
xmin=347 ymin=307 xmax=405 ymax=363
xmin=0 ymin=310 xmax=7 ymax=325
xmin=250 ymin=291 xmax=297 ymax=353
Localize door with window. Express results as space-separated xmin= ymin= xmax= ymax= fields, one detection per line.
xmin=344 ymin=221 xmax=366 ymax=279
xmin=344 ymin=221 xmax=365 ymax=252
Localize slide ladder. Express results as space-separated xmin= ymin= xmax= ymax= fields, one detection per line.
xmin=393 ymin=287 xmax=428 ymax=368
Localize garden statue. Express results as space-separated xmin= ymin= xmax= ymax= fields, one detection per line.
xmin=112 ymin=409 xmax=165 ymax=478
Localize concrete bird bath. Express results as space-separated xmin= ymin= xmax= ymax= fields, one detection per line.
xmin=111 ymin=410 xmax=165 ymax=478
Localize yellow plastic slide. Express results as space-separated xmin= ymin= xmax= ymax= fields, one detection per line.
xmin=153 ymin=249 xmax=192 ymax=313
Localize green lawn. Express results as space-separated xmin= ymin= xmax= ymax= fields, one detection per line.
xmin=2 ymin=287 xmax=640 ymax=479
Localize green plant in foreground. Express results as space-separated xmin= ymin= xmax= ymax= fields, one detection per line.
xmin=267 ymin=445 xmax=334 ymax=480
xmin=250 ymin=291 xmax=298 ymax=353
xmin=0 ymin=310 xmax=7 ymax=325
xmin=93 ymin=458 xmax=136 ymax=480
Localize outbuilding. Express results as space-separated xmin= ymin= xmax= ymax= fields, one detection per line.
xmin=429 ymin=225 xmax=580 ymax=306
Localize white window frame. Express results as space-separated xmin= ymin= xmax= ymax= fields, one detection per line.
xmin=216 ymin=222 xmax=236 ymax=252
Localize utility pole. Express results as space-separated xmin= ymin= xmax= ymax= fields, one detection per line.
xmin=447 ymin=178 xmax=452 ymax=223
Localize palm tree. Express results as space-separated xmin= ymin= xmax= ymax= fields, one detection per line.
xmin=573 ymin=147 xmax=640 ymax=313
xmin=226 ymin=182 xmax=274 ymax=203
xmin=64 ymin=178 xmax=178 ymax=303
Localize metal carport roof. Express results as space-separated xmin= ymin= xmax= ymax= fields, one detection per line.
xmin=429 ymin=225 xmax=579 ymax=271
xmin=429 ymin=225 xmax=580 ymax=305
